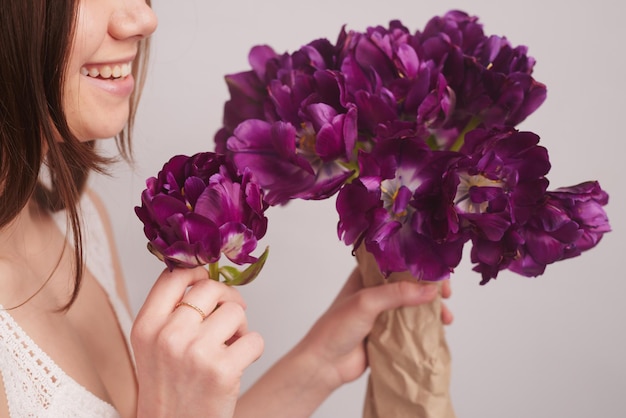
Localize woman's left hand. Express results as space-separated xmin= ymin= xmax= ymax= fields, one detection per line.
xmin=296 ymin=267 xmax=452 ymax=388
xmin=234 ymin=267 xmax=453 ymax=418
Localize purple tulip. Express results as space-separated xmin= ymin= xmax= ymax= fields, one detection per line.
xmin=506 ymin=181 xmax=610 ymax=277
xmin=135 ymin=152 xmax=268 ymax=272
xmin=217 ymin=41 xmax=361 ymax=205
xmin=450 ymin=128 xmax=550 ymax=282
xmin=227 ymin=116 xmax=356 ymax=206
xmin=337 ymin=135 xmax=466 ymax=280
xmin=415 ymin=10 xmax=547 ymax=148
xmin=448 ymin=129 xmax=610 ymax=283
xmin=549 ymin=181 xmax=610 ymax=254
xmin=336 ymin=21 xmax=453 ymax=142
xmin=455 ymin=128 xmax=551 ymax=223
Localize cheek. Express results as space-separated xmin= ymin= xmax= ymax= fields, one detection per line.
xmin=62 ymin=3 xmax=132 ymax=141
xmin=62 ymin=75 xmax=84 ymax=137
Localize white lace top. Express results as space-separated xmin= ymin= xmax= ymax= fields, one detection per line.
xmin=0 ymin=194 xmax=132 ymax=417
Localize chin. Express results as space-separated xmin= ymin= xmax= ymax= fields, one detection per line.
xmin=74 ymin=119 xmax=128 ymax=142
xmin=73 ymin=129 xmax=123 ymax=142
xmin=69 ymin=101 xmax=130 ymax=141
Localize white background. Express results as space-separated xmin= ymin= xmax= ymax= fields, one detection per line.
xmin=92 ymin=1 xmax=625 ymax=417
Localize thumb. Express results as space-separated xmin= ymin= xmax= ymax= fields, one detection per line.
xmin=355 ymin=281 xmax=439 ymax=325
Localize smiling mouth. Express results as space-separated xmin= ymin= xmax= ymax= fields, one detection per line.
xmin=80 ymin=62 xmax=132 ymax=80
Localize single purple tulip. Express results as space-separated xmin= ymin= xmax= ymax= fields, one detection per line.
xmin=415 ymin=10 xmax=547 ymax=149
xmin=337 ymin=135 xmax=466 ymax=280
xmin=227 ymin=117 xmax=356 ymax=205
xmin=507 ymin=181 xmax=610 ymax=277
xmin=135 ymin=152 xmax=268 ymax=271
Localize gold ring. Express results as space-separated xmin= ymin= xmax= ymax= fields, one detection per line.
xmin=175 ymin=301 xmax=206 ymax=320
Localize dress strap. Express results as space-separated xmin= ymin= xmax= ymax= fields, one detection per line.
xmin=51 ymin=193 xmax=134 ymax=360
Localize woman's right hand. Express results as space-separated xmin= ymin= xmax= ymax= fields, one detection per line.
xmin=131 ymin=267 xmax=264 ymax=418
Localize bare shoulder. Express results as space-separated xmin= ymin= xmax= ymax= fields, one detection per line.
xmin=83 ymin=188 xmax=133 ymax=314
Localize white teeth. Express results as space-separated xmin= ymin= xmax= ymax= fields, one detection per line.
xmin=81 ymin=62 xmax=132 ymax=79
xmin=100 ymin=66 xmax=112 ymax=78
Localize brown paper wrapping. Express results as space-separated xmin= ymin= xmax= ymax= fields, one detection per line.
xmin=356 ymin=246 xmax=456 ymax=418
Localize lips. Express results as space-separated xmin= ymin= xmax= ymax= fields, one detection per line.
xmin=80 ymin=61 xmax=135 ymax=97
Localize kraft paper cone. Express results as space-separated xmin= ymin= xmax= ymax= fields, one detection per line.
xmin=356 ymin=246 xmax=456 ymax=418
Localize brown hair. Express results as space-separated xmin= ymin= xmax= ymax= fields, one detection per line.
xmin=0 ymin=0 xmax=151 ymax=309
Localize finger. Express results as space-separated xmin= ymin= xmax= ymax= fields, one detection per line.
xmin=200 ymin=301 xmax=249 ymax=344
xmin=171 ymin=279 xmax=245 ymax=326
xmin=137 ymin=267 xmax=209 ymax=321
xmin=224 ymin=331 xmax=264 ymax=370
xmin=138 ymin=267 xmax=243 ymax=323
xmin=352 ymin=281 xmax=438 ymax=326
xmin=441 ymin=301 xmax=454 ymax=325
xmin=441 ymin=281 xmax=450 ymax=298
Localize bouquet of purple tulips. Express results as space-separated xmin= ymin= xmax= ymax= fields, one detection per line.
xmin=136 ymin=10 xmax=610 ymax=418
xmin=214 ymin=10 xmax=609 ymax=285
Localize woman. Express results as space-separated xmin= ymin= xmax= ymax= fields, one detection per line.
xmin=0 ymin=0 xmax=451 ymax=417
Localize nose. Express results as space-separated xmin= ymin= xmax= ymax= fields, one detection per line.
xmin=109 ymin=0 xmax=158 ymax=41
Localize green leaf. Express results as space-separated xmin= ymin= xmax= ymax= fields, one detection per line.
xmin=219 ymin=265 xmax=240 ymax=282
xmin=220 ymin=246 xmax=270 ymax=286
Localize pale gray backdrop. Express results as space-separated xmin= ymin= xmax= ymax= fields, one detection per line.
xmin=92 ymin=1 xmax=625 ymax=417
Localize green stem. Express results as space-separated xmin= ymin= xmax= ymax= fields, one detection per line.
xmin=449 ymin=117 xmax=481 ymax=152
xmin=208 ymin=262 xmax=220 ymax=282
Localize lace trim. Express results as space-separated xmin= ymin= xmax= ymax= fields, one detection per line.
xmin=0 ymin=307 xmax=120 ymax=417
xmin=0 ymin=308 xmax=62 ymax=415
